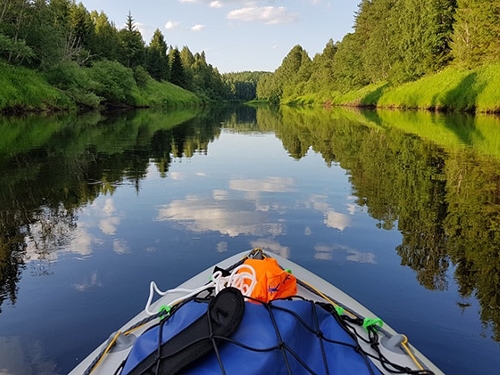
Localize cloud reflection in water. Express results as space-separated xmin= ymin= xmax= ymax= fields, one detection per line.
xmin=157 ymin=177 xmax=295 ymax=238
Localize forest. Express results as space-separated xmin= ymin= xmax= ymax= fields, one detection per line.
xmin=1 ymin=0 xmax=500 ymax=113
xmin=257 ymin=0 xmax=500 ymax=112
xmin=0 ymin=0 xmax=263 ymax=111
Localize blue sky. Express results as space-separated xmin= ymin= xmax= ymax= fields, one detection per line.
xmin=79 ymin=0 xmax=359 ymax=73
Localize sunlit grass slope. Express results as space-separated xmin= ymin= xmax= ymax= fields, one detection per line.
xmin=328 ymin=64 xmax=500 ymax=114
xmin=0 ymin=61 xmax=202 ymax=113
xmin=377 ymin=64 xmax=500 ymax=113
xmin=132 ymin=78 xmax=201 ymax=108
xmin=0 ymin=62 xmax=72 ymax=112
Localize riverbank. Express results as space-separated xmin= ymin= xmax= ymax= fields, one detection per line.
xmin=289 ymin=64 xmax=500 ymax=114
xmin=3 ymin=61 xmax=500 ymax=115
xmin=0 ymin=62 xmax=202 ymax=114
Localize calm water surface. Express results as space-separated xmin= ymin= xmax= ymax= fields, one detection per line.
xmin=0 ymin=106 xmax=499 ymax=374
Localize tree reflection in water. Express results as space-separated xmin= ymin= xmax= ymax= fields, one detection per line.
xmin=0 ymin=105 xmax=499 ymax=341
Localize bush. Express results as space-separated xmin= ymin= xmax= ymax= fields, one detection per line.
xmin=45 ymin=62 xmax=102 ymax=109
xmin=134 ymin=66 xmax=151 ymax=88
xmin=45 ymin=61 xmax=90 ymax=91
xmin=87 ymin=60 xmax=136 ymax=104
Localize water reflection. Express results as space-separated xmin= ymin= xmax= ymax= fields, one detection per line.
xmin=0 ymin=107 xmax=222 ymax=312
xmin=308 ymin=194 xmax=351 ymax=231
xmin=157 ymin=196 xmax=281 ymax=237
xmin=229 ymin=177 xmax=296 ymax=193
xmin=0 ymin=336 xmax=56 ymax=375
xmin=313 ymin=244 xmax=376 ymax=264
xmin=0 ymin=105 xmax=500 ymax=352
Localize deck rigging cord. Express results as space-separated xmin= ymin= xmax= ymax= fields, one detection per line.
xmin=82 ymin=249 xmax=435 ymax=375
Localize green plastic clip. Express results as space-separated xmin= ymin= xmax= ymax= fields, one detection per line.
xmin=285 ymin=268 xmax=292 ymax=274
xmin=158 ymin=305 xmax=171 ymax=320
xmin=335 ymin=306 xmax=345 ymax=315
xmin=362 ymin=317 xmax=383 ymax=332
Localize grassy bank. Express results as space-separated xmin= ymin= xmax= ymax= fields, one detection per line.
xmin=291 ymin=64 xmax=500 ymax=114
xmin=0 ymin=62 xmax=73 ymax=113
xmin=131 ymin=78 xmax=202 ymax=108
xmin=0 ymin=61 xmax=202 ymax=114
xmin=377 ymin=64 xmax=500 ymax=113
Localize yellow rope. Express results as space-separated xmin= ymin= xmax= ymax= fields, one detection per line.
xmin=299 ymin=279 xmax=358 ymax=318
xmin=400 ymin=334 xmax=425 ymax=371
xmin=88 ymin=330 xmax=122 ymax=373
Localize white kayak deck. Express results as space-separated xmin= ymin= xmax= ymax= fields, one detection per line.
xmin=70 ymin=250 xmax=443 ymax=375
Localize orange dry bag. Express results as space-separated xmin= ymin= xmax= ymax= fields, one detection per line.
xmin=239 ymin=257 xmax=297 ymax=303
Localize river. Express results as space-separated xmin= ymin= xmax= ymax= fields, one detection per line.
xmin=0 ymin=105 xmax=499 ymax=374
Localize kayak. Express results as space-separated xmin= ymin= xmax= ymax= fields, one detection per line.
xmin=70 ymin=248 xmax=443 ymax=375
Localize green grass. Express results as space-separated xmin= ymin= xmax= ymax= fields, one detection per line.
xmin=1 ymin=61 xmax=202 ymax=113
xmin=287 ymin=63 xmax=500 ymax=114
xmin=329 ymin=82 xmax=389 ymax=107
xmin=370 ymin=64 xmax=500 ymax=113
xmin=132 ymin=78 xmax=202 ymax=108
xmin=0 ymin=62 xmax=72 ymax=112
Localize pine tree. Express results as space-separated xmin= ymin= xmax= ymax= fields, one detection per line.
xmin=146 ymin=29 xmax=169 ymax=81
xmin=360 ymin=0 xmax=397 ymax=83
xmin=332 ymin=33 xmax=368 ymax=92
xmin=389 ymin=0 xmax=457 ymax=82
xmin=169 ymin=47 xmax=187 ymax=88
xmin=91 ymin=11 xmax=120 ymax=61
xmin=270 ymin=45 xmax=311 ymax=101
xmin=117 ymin=12 xmax=144 ymax=68
xmin=452 ymin=0 xmax=500 ymax=67
xmin=67 ymin=2 xmax=96 ymax=65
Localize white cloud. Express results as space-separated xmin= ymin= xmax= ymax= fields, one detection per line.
xmin=157 ymin=195 xmax=283 ymax=237
xmin=313 ymin=244 xmax=376 ymax=263
xmin=314 ymin=244 xmax=333 ymax=260
xmin=134 ymin=22 xmax=151 ymax=41
xmin=210 ymin=1 xmax=224 ymax=8
xmin=169 ymin=171 xmax=183 ymax=180
xmin=213 ymin=189 xmax=229 ymax=200
xmin=99 ymin=216 xmax=120 ymax=235
xmin=347 ymin=249 xmax=376 ymax=264
xmin=217 ymin=241 xmax=228 ymax=253
xmin=324 ymin=211 xmax=349 ymax=231
xmin=67 ymin=228 xmax=95 ymax=257
xmin=191 ymin=24 xmax=206 ymax=32
xmin=73 ymin=271 xmax=102 ymax=291
xmin=165 ymin=21 xmax=180 ymax=30
xmin=229 ymin=177 xmax=295 ymax=193
xmin=97 ymin=198 xmax=122 ymax=235
xmin=347 ymin=203 xmax=357 ymax=215
xmin=102 ymin=198 xmax=115 ymax=215
xmin=308 ymin=195 xmax=351 ymax=231
xmin=227 ymin=6 xmax=299 ymax=25
xmin=250 ymin=238 xmax=290 ymax=259
xmin=113 ymin=239 xmax=129 ymax=255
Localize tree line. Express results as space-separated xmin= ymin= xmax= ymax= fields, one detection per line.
xmin=257 ymin=0 xmax=500 ymax=104
xmin=0 ymin=0 xmax=263 ymax=104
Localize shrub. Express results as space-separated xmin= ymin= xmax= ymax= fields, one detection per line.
xmin=134 ymin=66 xmax=151 ymax=88
xmin=87 ymin=60 xmax=136 ymax=104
